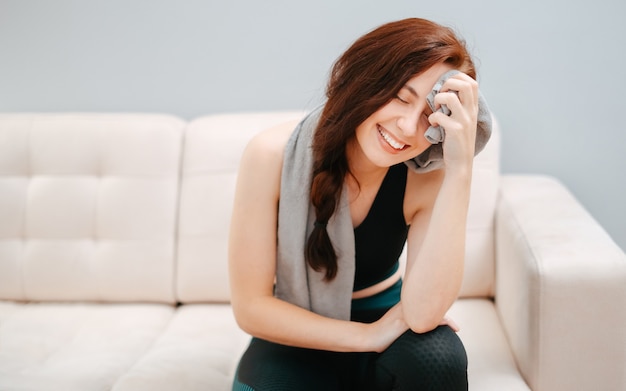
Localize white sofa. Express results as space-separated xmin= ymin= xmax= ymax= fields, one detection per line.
xmin=0 ymin=112 xmax=624 ymax=391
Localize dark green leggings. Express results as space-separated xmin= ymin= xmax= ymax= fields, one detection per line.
xmin=233 ymin=282 xmax=468 ymax=390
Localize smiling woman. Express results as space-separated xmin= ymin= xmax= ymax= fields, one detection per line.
xmin=229 ymin=17 xmax=487 ymax=390
xmin=307 ymin=19 xmax=477 ymax=281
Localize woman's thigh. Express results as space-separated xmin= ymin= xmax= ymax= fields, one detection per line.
xmin=233 ymin=338 xmax=348 ymax=391
xmin=372 ymin=326 xmax=468 ymax=391
xmin=233 ymin=327 xmax=467 ymax=391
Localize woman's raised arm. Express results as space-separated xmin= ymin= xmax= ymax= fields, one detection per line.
xmin=401 ymin=73 xmax=479 ymax=333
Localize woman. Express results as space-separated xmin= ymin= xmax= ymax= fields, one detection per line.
xmin=229 ymin=17 xmax=486 ymax=390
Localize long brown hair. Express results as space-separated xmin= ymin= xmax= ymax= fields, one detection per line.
xmin=305 ymin=18 xmax=476 ymax=281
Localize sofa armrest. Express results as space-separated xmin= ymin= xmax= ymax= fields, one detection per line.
xmin=494 ymin=174 xmax=626 ymax=391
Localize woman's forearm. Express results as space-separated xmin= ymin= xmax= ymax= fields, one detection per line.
xmin=401 ymin=167 xmax=472 ymax=333
xmin=233 ymin=294 xmax=369 ymax=352
xmin=233 ymin=294 xmax=409 ymax=353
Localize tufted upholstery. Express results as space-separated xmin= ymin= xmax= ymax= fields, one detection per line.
xmin=0 ymin=114 xmax=183 ymax=303
xmin=0 ymin=112 xmax=624 ymax=391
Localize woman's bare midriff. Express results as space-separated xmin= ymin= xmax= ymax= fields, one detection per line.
xmin=351 ymin=266 xmax=402 ymax=300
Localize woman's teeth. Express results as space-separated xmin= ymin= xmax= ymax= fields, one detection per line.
xmin=378 ymin=126 xmax=406 ymax=150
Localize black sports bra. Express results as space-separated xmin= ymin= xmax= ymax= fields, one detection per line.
xmin=353 ymin=163 xmax=409 ymax=291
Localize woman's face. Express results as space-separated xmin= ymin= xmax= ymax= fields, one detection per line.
xmin=353 ymin=62 xmax=453 ymax=169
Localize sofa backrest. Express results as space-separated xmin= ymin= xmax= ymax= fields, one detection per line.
xmin=176 ymin=112 xmax=500 ymax=303
xmin=0 ymin=111 xmax=499 ymax=304
xmin=0 ymin=114 xmax=183 ymax=303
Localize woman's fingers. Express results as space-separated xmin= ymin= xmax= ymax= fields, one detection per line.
xmin=440 ymin=316 xmax=460 ymax=332
xmin=434 ymin=79 xmax=477 ymax=115
xmin=441 ymin=74 xmax=479 ymax=108
xmin=427 ymin=73 xmax=479 ymax=169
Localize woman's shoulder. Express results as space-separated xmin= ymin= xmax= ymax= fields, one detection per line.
xmin=238 ymin=120 xmax=301 ymax=195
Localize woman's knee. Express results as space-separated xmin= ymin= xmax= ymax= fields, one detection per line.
xmin=374 ymin=326 xmax=468 ymax=390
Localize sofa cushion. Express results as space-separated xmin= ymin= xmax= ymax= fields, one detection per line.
xmin=0 ymin=301 xmax=249 ymax=391
xmin=0 ymin=301 xmax=175 ymax=390
xmin=0 ymin=114 xmax=183 ymax=303
xmin=448 ymin=298 xmax=530 ymax=390
xmin=112 ymin=304 xmax=249 ymax=391
xmin=0 ymin=300 xmax=525 ymax=391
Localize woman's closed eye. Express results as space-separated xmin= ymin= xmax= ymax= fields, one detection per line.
xmin=395 ymin=95 xmax=409 ymax=104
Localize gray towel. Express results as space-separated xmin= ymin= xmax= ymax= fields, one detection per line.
xmin=408 ymin=69 xmax=492 ymax=172
xmin=424 ymin=71 xmax=455 ymax=144
xmin=275 ymin=107 xmax=355 ymax=320
xmin=275 ymin=76 xmax=492 ymax=321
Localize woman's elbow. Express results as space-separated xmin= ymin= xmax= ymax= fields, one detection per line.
xmin=231 ymin=296 xmax=274 ymax=338
xmin=407 ymin=317 xmax=441 ymax=334
xmin=231 ymin=299 xmax=257 ymax=336
xmin=402 ymin=306 xmax=443 ymax=334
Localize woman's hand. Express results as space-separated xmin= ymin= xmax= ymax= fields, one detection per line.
xmin=366 ymin=303 xmax=410 ymax=353
xmin=365 ymin=303 xmax=460 ymax=353
xmin=428 ymin=73 xmax=479 ymax=173
xmin=439 ymin=316 xmax=460 ymax=332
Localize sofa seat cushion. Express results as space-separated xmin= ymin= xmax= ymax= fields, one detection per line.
xmin=0 ymin=299 xmax=527 ymax=391
xmin=449 ymin=299 xmax=530 ymax=390
xmin=0 ymin=301 xmax=174 ymax=390
xmin=112 ymin=304 xmax=250 ymax=391
xmin=0 ymin=302 xmax=249 ymax=391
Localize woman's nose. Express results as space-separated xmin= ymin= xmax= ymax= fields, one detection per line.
xmin=396 ymin=109 xmax=420 ymax=137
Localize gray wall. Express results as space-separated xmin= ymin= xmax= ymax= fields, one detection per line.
xmin=1 ymin=0 xmax=625 ymax=251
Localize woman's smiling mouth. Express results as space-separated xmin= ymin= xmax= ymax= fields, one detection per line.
xmin=377 ymin=125 xmax=408 ymax=151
